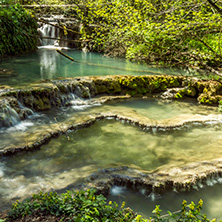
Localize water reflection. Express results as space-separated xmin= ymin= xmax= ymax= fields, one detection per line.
xmin=40 ymin=48 xmax=58 ymax=79
xmin=0 ymin=49 xmax=187 ymax=86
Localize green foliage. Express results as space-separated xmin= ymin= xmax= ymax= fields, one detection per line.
xmin=7 ymin=189 xmax=136 ymax=221
xmin=51 ymin=0 xmax=222 ymax=70
xmin=0 ymin=2 xmax=38 ymax=56
xmin=3 ymin=0 xmax=222 ymax=69
xmin=7 ymin=189 xmax=216 ymax=222
xmin=218 ymin=100 xmax=222 ymax=112
xmin=151 ymin=199 xmax=215 ymax=221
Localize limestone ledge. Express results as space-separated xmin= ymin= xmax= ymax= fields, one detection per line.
xmin=1 ymin=109 xmax=222 ymax=156
xmin=1 ymin=75 xmax=222 ymax=129
xmin=1 ymin=75 xmax=222 ymax=196
xmin=1 ymin=75 xmax=222 ymax=113
xmin=84 ymin=159 xmax=222 ymax=197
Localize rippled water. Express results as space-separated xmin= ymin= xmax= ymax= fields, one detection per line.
xmin=0 ymin=48 xmax=187 ymax=86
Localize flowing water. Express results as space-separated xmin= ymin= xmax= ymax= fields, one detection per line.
xmin=0 ymin=48 xmax=188 ymax=86
xmin=0 ymin=46 xmax=222 ymax=218
xmin=1 ymin=97 xmax=222 ymax=218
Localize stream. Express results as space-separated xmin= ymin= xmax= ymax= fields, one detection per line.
xmin=0 ymin=48 xmax=187 ymax=86
xmin=0 ymin=49 xmax=222 ymax=220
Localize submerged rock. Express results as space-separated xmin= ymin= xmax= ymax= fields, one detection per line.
xmin=0 ymin=68 xmax=17 ymax=78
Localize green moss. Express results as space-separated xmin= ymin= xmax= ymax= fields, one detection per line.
xmin=198 ymin=95 xmax=218 ymax=104
xmin=186 ymin=86 xmax=197 ymax=97
xmin=57 ymin=84 xmax=69 ymax=93
xmin=203 ymin=88 xmax=208 ymax=94
xmin=0 ymin=4 xmax=38 ymax=57
xmin=175 ymin=92 xmax=183 ymax=99
xmin=32 ymin=96 xmax=51 ymax=110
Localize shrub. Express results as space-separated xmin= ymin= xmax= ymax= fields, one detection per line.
xmin=7 ymin=189 xmax=216 ymax=222
xmin=0 ymin=2 xmax=38 ymax=56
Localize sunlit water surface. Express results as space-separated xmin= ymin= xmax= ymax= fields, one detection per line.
xmin=0 ymin=48 xmax=188 ymax=86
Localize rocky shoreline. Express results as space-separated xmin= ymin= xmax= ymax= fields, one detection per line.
xmin=1 ymin=75 xmax=222 ymax=205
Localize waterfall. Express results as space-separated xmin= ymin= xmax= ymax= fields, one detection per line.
xmin=38 ymin=16 xmax=63 ymax=47
xmin=37 ymin=15 xmax=77 ymax=48
xmin=37 ymin=15 xmax=73 ymax=48
xmin=38 ymin=23 xmax=59 ymax=46
xmin=0 ymin=104 xmax=21 ymax=128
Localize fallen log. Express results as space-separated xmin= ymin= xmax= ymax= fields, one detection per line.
xmin=56 ymin=49 xmax=75 ymax=61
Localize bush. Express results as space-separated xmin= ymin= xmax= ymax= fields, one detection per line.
xmin=0 ymin=2 xmax=38 ymax=56
xmin=7 ymin=189 xmax=216 ymax=222
xmin=7 ymin=189 xmax=136 ymax=221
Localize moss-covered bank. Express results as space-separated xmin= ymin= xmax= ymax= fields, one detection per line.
xmin=1 ymin=75 xmax=222 ymax=112
xmin=0 ymin=3 xmax=38 ymax=57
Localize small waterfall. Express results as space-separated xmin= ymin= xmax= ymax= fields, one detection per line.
xmin=37 ymin=15 xmax=73 ymax=48
xmin=38 ymin=16 xmax=63 ymax=47
xmin=18 ymin=102 xmax=34 ymax=119
xmin=38 ymin=23 xmax=59 ymax=46
xmin=0 ymin=104 xmax=21 ymax=128
xmin=37 ymin=15 xmax=78 ymax=48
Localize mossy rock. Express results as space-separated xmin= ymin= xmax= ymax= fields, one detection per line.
xmin=57 ymin=84 xmax=70 ymax=93
xmin=174 ymin=88 xmax=187 ymax=99
xmin=186 ymin=86 xmax=197 ymax=97
xmin=197 ymin=94 xmax=218 ymax=104
xmin=94 ymin=78 xmax=121 ymax=95
xmin=33 ymin=97 xmax=51 ymax=110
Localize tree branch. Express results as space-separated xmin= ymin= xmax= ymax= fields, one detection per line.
xmin=206 ymin=0 xmax=222 ymax=15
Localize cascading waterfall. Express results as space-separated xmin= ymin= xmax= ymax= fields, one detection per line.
xmin=0 ymin=85 xmax=98 ymax=130
xmin=38 ymin=16 xmax=62 ymax=47
xmin=38 ymin=23 xmax=59 ymax=46
xmin=0 ymin=104 xmax=21 ymax=128
xmin=37 ymin=15 xmax=72 ymax=48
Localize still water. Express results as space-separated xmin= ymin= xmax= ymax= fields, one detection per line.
xmin=0 ymin=48 xmax=187 ymax=86
xmin=109 ymin=184 xmax=222 ymax=220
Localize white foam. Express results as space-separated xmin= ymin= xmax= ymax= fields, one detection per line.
xmin=71 ymin=98 xmax=101 ymax=110
xmin=140 ymin=188 xmax=146 ymax=195
xmin=0 ymin=164 xmax=5 ymax=178
xmin=38 ymin=46 xmax=70 ymax=50
xmin=149 ymin=192 xmax=156 ymax=201
xmin=110 ymin=186 xmax=125 ymax=196
xmin=7 ymin=121 xmax=34 ymax=132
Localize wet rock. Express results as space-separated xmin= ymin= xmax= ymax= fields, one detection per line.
xmin=19 ymin=108 xmax=34 ymax=119
xmin=80 ymin=159 xmax=222 ymax=198
xmin=0 ymin=68 xmax=17 ymax=78
xmin=1 ymin=75 xmax=222 ymax=114
xmin=160 ymin=87 xmax=187 ymax=99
